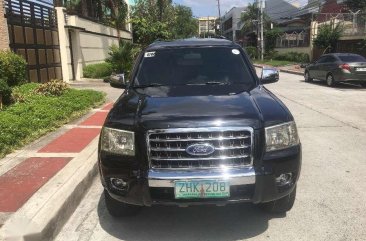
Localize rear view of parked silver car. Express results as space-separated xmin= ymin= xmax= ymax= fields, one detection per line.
xmin=305 ymin=53 xmax=366 ymax=87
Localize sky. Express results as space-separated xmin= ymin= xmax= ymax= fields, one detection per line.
xmin=174 ymin=0 xmax=254 ymax=17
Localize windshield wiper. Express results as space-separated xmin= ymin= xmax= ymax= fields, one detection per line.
xmin=205 ymin=81 xmax=228 ymax=85
xmin=133 ymin=83 xmax=166 ymax=88
xmin=187 ymin=81 xmax=228 ymax=86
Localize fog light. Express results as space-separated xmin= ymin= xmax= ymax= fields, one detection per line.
xmin=275 ymin=173 xmax=293 ymax=186
xmin=110 ymin=178 xmax=128 ymax=190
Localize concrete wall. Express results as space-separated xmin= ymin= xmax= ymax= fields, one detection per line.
xmin=275 ymin=47 xmax=312 ymax=55
xmin=0 ymin=1 xmax=9 ymax=50
xmin=56 ymin=7 xmax=132 ymax=81
xmin=275 ymin=21 xmax=318 ymax=61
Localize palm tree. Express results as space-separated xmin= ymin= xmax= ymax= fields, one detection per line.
xmin=240 ymin=3 xmax=259 ymax=34
xmin=106 ymin=0 xmax=129 ymax=41
xmin=107 ymin=41 xmax=140 ymax=78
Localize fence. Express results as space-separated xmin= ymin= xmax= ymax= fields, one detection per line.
xmin=315 ymin=12 xmax=366 ymax=37
xmin=275 ymin=31 xmax=310 ymax=48
xmin=4 ymin=0 xmax=62 ymax=83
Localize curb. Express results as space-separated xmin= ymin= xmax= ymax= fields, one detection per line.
xmin=0 ymin=135 xmax=100 ymax=241
xmin=253 ymin=64 xmax=304 ymax=76
xmin=279 ymin=69 xmax=304 ymax=76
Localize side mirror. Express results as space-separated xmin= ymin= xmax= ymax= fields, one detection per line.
xmin=260 ymin=67 xmax=279 ymax=84
xmin=109 ymin=73 xmax=127 ymax=89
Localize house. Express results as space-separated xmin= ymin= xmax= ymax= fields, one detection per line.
xmin=274 ymin=0 xmax=366 ymax=60
xmin=1 ymin=0 xmax=132 ymax=82
xmin=198 ymin=17 xmax=217 ymax=37
xmin=221 ymin=7 xmax=246 ymax=45
xmin=265 ymin=0 xmax=302 ymax=23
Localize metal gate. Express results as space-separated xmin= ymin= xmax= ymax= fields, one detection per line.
xmin=4 ymin=0 xmax=62 ymax=82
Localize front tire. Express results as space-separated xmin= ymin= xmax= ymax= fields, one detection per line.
xmin=326 ymin=73 xmax=335 ymax=87
xmin=304 ymin=71 xmax=313 ymax=82
xmin=260 ymin=186 xmax=297 ymax=213
xmin=104 ymin=190 xmax=141 ymax=217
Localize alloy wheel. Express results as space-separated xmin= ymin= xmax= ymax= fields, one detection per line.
xmin=326 ymin=74 xmax=334 ymax=87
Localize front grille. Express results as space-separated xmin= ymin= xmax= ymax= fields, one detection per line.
xmin=147 ymin=127 xmax=253 ymax=169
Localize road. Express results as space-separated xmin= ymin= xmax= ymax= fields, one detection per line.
xmin=55 ymin=72 xmax=366 ymax=241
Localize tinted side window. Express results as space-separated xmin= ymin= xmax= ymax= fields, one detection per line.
xmin=339 ymin=55 xmax=366 ymax=62
xmin=327 ymin=56 xmax=338 ymax=63
xmin=316 ymin=56 xmax=328 ymax=63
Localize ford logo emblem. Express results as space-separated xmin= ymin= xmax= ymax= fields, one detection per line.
xmin=186 ymin=143 xmax=215 ymax=156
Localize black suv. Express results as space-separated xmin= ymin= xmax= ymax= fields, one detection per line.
xmin=99 ymin=39 xmax=301 ymax=216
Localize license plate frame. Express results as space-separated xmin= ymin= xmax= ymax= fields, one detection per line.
xmin=174 ymin=180 xmax=230 ymax=199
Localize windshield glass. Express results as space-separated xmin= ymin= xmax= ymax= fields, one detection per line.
xmin=339 ymin=55 xmax=366 ymax=62
xmin=134 ymin=47 xmax=255 ymax=87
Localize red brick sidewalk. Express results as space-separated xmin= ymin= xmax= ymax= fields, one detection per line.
xmin=0 ymin=103 xmax=113 ymax=219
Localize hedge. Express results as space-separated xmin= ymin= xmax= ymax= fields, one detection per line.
xmin=83 ymin=62 xmax=113 ymax=79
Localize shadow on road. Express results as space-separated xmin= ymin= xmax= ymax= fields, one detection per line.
xmin=97 ymin=194 xmax=285 ymax=241
xmin=301 ymin=79 xmax=366 ymax=90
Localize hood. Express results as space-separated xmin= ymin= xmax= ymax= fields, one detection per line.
xmin=106 ymin=85 xmax=292 ymax=131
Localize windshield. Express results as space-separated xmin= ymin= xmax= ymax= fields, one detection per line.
xmin=339 ymin=55 xmax=366 ymax=62
xmin=134 ymin=47 xmax=255 ymax=87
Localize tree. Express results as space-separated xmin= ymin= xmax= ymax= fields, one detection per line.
xmin=313 ymin=22 xmax=343 ymax=54
xmin=130 ymin=17 xmax=172 ymax=46
xmin=157 ymin=0 xmax=173 ymax=21
xmin=345 ymin=0 xmax=366 ymax=12
xmin=240 ymin=3 xmax=260 ymax=34
xmin=60 ymin=0 xmax=129 ymax=35
xmin=107 ymin=41 xmax=141 ymax=78
xmin=172 ymin=5 xmax=198 ymax=39
xmin=131 ymin=0 xmax=197 ymax=46
xmin=265 ymin=28 xmax=281 ymax=52
xmin=105 ymin=0 xmax=129 ymax=41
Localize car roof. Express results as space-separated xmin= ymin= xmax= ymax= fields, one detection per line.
xmin=325 ymin=53 xmax=362 ymax=57
xmin=146 ymin=38 xmax=238 ymax=50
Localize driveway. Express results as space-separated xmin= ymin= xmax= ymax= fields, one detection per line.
xmin=55 ymin=72 xmax=366 ymax=241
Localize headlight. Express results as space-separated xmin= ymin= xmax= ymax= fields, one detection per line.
xmin=265 ymin=121 xmax=299 ymax=152
xmin=101 ymin=128 xmax=135 ymax=156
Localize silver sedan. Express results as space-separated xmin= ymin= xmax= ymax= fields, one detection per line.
xmin=304 ymin=53 xmax=366 ymax=87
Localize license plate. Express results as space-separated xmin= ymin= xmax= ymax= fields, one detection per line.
xmin=174 ymin=180 xmax=230 ymax=199
xmin=356 ymin=68 xmax=366 ymax=72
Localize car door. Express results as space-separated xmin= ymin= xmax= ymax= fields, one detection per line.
xmin=310 ymin=56 xmax=327 ymax=79
xmin=318 ymin=55 xmax=338 ymax=80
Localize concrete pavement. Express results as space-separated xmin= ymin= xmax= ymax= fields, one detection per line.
xmin=55 ymin=71 xmax=366 ymax=241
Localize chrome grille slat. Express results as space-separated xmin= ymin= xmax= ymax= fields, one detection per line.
xmin=151 ymin=145 xmax=250 ymax=152
xmin=150 ymin=136 xmax=250 ymax=142
xmin=150 ymin=155 xmax=249 ymax=161
xmin=147 ymin=127 xmax=253 ymax=169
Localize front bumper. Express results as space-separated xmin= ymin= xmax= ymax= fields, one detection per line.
xmin=337 ymin=72 xmax=366 ymax=82
xmin=148 ymin=167 xmax=255 ymax=187
xmin=100 ymin=145 xmax=301 ymax=207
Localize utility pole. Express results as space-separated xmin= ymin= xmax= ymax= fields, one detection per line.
xmin=260 ymin=0 xmax=264 ymax=60
xmin=217 ymin=0 xmax=222 ymax=35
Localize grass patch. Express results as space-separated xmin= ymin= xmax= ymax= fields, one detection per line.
xmin=0 ymin=83 xmax=106 ymax=158
xmin=254 ymin=60 xmax=296 ymax=67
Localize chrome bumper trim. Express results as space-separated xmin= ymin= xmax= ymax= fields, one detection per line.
xmin=148 ymin=167 xmax=256 ymax=187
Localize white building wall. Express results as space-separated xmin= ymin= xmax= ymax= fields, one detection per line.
xmin=56 ymin=8 xmax=132 ymax=81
